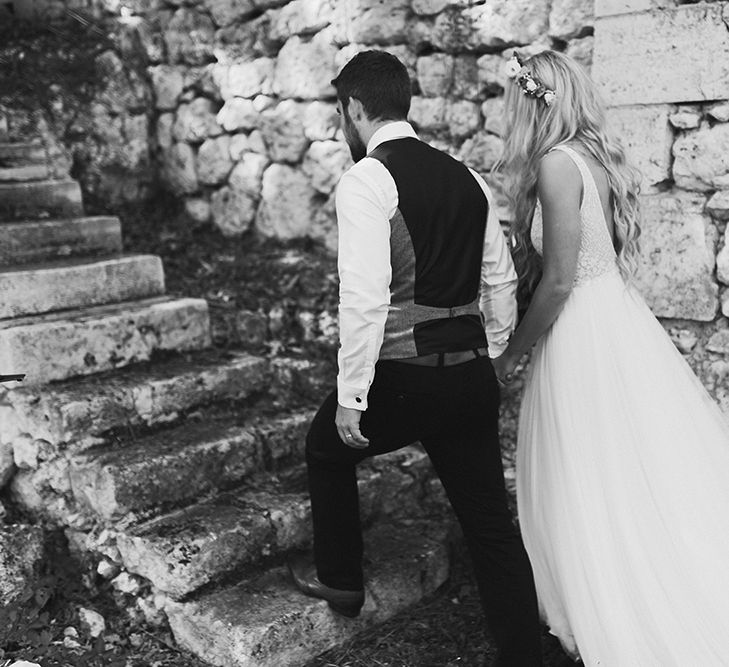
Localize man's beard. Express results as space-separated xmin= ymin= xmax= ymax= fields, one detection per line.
xmin=342 ymin=109 xmax=367 ymax=162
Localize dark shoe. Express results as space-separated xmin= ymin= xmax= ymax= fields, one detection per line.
xmin=287 ymin=554 xmax=364 ymax=618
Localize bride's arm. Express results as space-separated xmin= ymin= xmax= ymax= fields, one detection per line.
xmin=493 ymin=150 xmax=583 ymax=379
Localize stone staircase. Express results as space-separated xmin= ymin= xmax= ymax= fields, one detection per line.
xmin=0 ymin=136 xmax=453 ymax=666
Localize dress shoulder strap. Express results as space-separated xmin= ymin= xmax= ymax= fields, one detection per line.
xmin=548 ymin=144 xmax=593 ymax=186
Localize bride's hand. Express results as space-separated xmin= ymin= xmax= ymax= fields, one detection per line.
xmin=492 ymin=351 xmax=518 ymax=385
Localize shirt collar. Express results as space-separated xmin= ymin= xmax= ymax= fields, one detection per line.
xmin=366 ymin=121 xmax=418 ymax=154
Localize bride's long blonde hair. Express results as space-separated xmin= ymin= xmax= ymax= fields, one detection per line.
xmin=497 ymin=50 xmax=641 ymax=298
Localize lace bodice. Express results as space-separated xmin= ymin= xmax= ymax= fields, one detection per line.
xmin=531 ymin=145 xmax=618 ymax=286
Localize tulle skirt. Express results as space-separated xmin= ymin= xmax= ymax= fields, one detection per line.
xmin=516 ymin=268 xmax=729 ymax=666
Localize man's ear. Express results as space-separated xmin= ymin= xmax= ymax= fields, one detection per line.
xmin=348 ymin=97 xmax=365 ymax=122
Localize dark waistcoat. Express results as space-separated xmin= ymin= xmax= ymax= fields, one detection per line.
xmin=368 ymin=137 xmax=490 ymax=359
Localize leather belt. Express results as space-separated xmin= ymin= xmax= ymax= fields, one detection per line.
xmin=392 ymin=347 xmax=489 ymax=367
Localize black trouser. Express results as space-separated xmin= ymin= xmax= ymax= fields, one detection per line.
xmin=305 ymin=356 xmax=543 ymax=666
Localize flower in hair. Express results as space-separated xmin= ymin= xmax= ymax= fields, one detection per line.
xmin=505 ymin=54 xmax=556 ymax=107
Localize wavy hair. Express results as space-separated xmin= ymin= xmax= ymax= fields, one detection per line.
xmin=496 ymin=50 xmax=641 ymax=300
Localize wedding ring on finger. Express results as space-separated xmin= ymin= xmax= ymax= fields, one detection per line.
xmin=345 ymin=434 xmax=353 ymax=439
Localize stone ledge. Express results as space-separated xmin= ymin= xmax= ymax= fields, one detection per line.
xmin=0 ymin=254 xmax=165 ymax=319
xmin=0 ymin=179 xmax=84 ymax=221
xmin=0 ymin=217 xmax=122 ymax=267
xmin=117 ymin=447 xmax=440 ymax=599
xmin=69 ymin=410 xmax=313 ymax=520
xmin=0 ymin=141 xmax=46 ymax=167
xmin=2 ymin=351 xmax=269 ymax=449
xmin=164 ymin=518 xmax=451 ymax=667
xmin=0 ymin=296 xmax=211 ymax=386
xmin=0 ymin=163 xmax=49 ymax=182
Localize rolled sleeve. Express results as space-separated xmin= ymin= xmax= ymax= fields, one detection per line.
xmin=336 ymin=166 xmax=393 ymax=410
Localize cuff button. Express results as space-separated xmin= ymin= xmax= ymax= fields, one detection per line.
xmin=355 ymin=397 xmax=362 ymax=403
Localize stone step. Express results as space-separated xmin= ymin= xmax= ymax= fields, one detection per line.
xmin=0 ymin=254 xmax=166 ymax=319
xmin=115 ymin=447 xmax=438 ymax=599
xmin=0 ymin=163 xmax=50 ymax=182
xmin=164 ymin=518 xmax=451 ymax=667
xmin=0 ymin=142 xmax=46 ymax=168
xmin=0 ymin=179 xmax=84 ymax=221
xmin=69 ymin=410 xmax=313 ymax=520
xmin=0 ymin=296 xmax=210 ymax=386
xmin=0 ymin=216 xmax=122 ymax=266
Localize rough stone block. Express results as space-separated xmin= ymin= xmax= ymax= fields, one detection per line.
xmin=0 ymin=141 xmax=46 ymax=168
xmin=164 ymin=518 xmax=450 ymax=667
xmin=270 ymin=0 xmax=336 ymax=40
xmin=332 ymin=0 xmax=410 ymax=45
xmin=196 ymin=136 xmax=233 ymax=186
xmin=2 ymin=352 xmax=269 ymax=449
xmin=0 ymin=255 xmax=165 ymax=319
xmin=0 ymin=297 xmax=211 ymax=386
xmin=606 ymin=105 xmax=673 ymax=190
xmin=549 ymin=0 xmax=594 ymax=39
xmin=172 ymin=98 xmax=222 ymax=144
xmin=302 ymin=140 xmax=352 ymax=194
xmin=593 ymin=4 xmax=729 ymax=106
xmin=260 ymin=100 xmax=309 ymax=163
xmin=416 ymin=54 xmax=455 ymax=97
xmin=0 ymin=524 xmax=45 ymax=606
xmin=409 ymin=96 xmax=448 ymax=132
xmin=673 ymin=123 xmax=729 ymax=192
xmin=216 ymin=59 xmax=275 ymax=100
xmin=203 ymin=0 xmax=256 ymax=27
xmin=0 ymin=179 xmax=83 ymax=221
xmin=634 ymin=193 xmax=719 ymax=321
xmin=669 ymin=111 xmax=701 ymax=130
xmin=0 ymin=217 xmax=122 ymax=267
xmin=211 ymin=186 xmax=258 ymax=237
xmin=595 ymin=0 xmax=675 ymax=18
xmin=272 ymin=35 xmax=338 ymax=100
xmin=163 ymin=8 xmax=216 ymax=65
xmin=707 ymin=191 xmax=729 ymax=221
xmin=446 ymin=100 xmax=480 ymax=139
xmin=148 ymin=65 xmax=185 ymax=110
xmin=160 ymin=143 xmax=199 ymax=195
xmin=459 ymin=132 xmax=504 ymax=172
xmin=256 ymin=164 xmax=317 ymax=239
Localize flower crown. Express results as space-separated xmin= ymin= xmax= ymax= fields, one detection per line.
xmin=505 ymin=54 xmax=556 ymax=107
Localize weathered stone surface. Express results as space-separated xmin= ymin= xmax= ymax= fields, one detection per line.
xmin=707 ymin=329 xmax=729 ymax=355
xmin=549 ymin=0 xmax=593 ymax=39
xmin=94 ymin=51 xmax=150 ymax=113
xmin=272 ymin=35 xmax=338 ymax=100
xmin=302 ymin=140 xmax=351 ymax=194
xmin=0 ymin=255 xmax=165 ymax=320
xmin=459 ymin=132 xmax=504 ymax=172
xmin=707 ymin=191 xmax=729 ymax=222
xmin=204 ymin=0 xmax=256 ymax=27
xmin=477 ymin=53 xmax=508 ymax=91
xmin=482 ymin=97 xmax=505 ymax=136
xmin=673 ymin=123 xmax=729 ymax=192
xmin=0 ymin=179 xmax=83 ymax=222
xmin=210 ymin=186 xmax=258 ymax=237
xmin=431 ymin=2 xmax=550 ymax=52
xmin=593 ymin=4 xmax=729 ymax=106
xmin=452 ymin=55 xmax=481 ymax=100
xmin=331 ymin=0 xmax=410 ymax=45
xmin=0 ymin=141 xmax=45 ymax=168
xmin=0 ymin=162 xmax=48 ymax=182
xmin=634 ymin=194 xmax=719 ymax=321
xmin=416 ymin=54 xmax=454 ymax=97
xmin=669 ymin=111 xmax=701 ymax=130
xmin=595 ymin=0 xmax=678 ymax=18
xmin=0 ymin=525 xmax=44 ymax=606
xmin=161 ymin=143 xmax=199 ymax=195
xmin=717 ymin=235 xmax=729 ymax=286
xmin=164 ymin=8 xmax=216 ymax=65
xmin=214 ymin=14 xmax=279 ymax=61
xmin=229 ymin=152 xmax=270 ymax=197
xmin=270 ymin=0 xmax=336 ymax=40
xmin=256 ymin=164 xmax=317 ymax=239
xmin=565 ymin=35 xmax=594 ymax=71
xmin=148 ymin=65 xmax=185 ymax=110
xmin=606 ymin=105 xmax=673 ymax=190
xmin=0 ymin=441 xmax=14 ymax=488
xmin=172 ymin=98 xmax=222 ymax=144
xmin=0 ymin=297 xmax=211 ymax=386
xmin=165 ymin=518 xmax=450 ymax=667
xmin=3 ymin=352 xmax=268 ymax=449
xmin=215 ymin=59 xmax=276 ymax=100
xmin=184 ymin=197 xmax=212 ymax=224
xmin=446 ymin=100 xmax=480 ymax=139
xmin=303 ymin=101 xmax=339 ymax=141
xmin=708 ymin=102 xmax=729 ymax=123
xmin=0 ymin=217 xmax=122 ymax=267
xmin=216 ymin=99 xmax=258 ymax=133
xmin=260 ymin=100 xmax=309 ymax=163
xmin=409 ymin=96 xmax=448 ymax=132
xmin=196 ymin=135 xmax=233 ymax=186
xmin=412 ymin=0 xmax=449 ymax=15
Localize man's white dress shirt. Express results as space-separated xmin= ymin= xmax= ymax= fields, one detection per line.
xmin=336 ymin=121 xmax=518 ymax=410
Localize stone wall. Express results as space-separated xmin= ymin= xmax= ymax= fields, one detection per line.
xmin=593 ymin=0 xmax=729 ymax=415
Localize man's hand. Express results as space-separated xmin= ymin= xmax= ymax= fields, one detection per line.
xmin=492 ymin=351 xmax=518 ymax=386
xmin=335 ymin=404 xmax=369 ymax=449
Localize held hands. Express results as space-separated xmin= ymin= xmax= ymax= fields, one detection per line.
xmin=492 ymin=351 xmax=518 ymax=386
xmin=335 ymin=404 xmax=370 ymax=449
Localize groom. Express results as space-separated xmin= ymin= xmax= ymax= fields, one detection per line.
xmin=289 ymin=50 xmax=543 ymax=666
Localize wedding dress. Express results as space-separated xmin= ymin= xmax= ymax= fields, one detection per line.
xmin=516 ymin=144 xmax=729 ymax=665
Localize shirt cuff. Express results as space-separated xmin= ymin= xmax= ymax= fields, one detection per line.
xmin=337 ymin=379 xmax=369 ymax=411
xmin=487 ymin=339 xmax=509 ymax=359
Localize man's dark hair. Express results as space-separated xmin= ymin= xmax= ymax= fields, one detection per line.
xmin=331 ymin=50 xmax=411 ymax=121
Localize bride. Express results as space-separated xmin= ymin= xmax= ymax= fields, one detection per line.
xmin=492 ymin=50 xmax=729 ymax=665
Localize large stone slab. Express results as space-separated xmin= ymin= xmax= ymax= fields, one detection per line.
xmin=673 ymin=122 xmax=729 ymax=192
xmin=117 ymin=448 xmax=440 ymax=599
xmin=0 ymin=179 xmax=84 ymax=221
xmin=595 ymin=0 xmax=676 ymax=18
xmin=164 ymin=518 xmax=451 ymax=667
xmin=0 ymin=141 xmax=46 ymax=168
xmin=0 ymin=163 xmax=49 ymax=182
xmin=1 ymin=352 xmax=269 ymax=449
xmin=605 ymin=105 xmax=673 ymax=190
xmin=593 ymin=4 xmax=729 ymax=106
xmin=69 ymin=411 xmax=312 ymax=520
xmin=0 ymin=216 xmax=122 ymax=266
xmin=634 ymin=193 xmax=719 ymax=321
xmin=0 ymin=255 xmax=165 ymax=319
xmin=0 ymin=297 xmax=211 ymax=386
